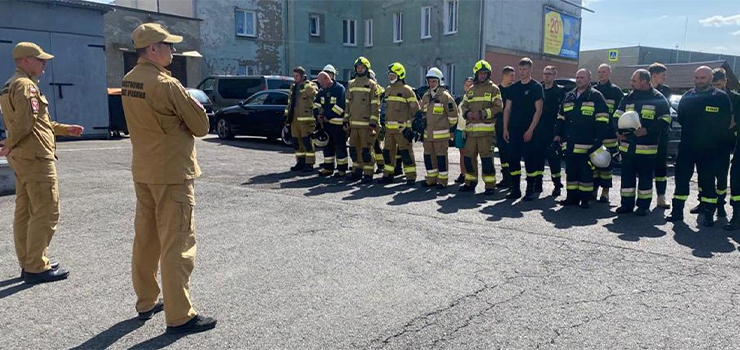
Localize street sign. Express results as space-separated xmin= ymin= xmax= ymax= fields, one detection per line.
xmin=608 ymin=50 xmax=618 ymax=62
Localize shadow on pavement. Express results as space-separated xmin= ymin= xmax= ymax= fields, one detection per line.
xmin=342 ymin=181 xmax=402 ymax=201
xmin=387 ymin=184 xmax=444 ymax=206
xmin=539 ymin=200 xmax=616 ymax=228
xmin=435 ymin=191 xmax=490 ymax=214
xmin=0 ymin=278 xmax=32 ymax=300
xmin=127 ymin=332 xmax=188 ymax=350
xmin=242 ymin=171 xmax=299 ymax=186
xmin=203 ymin=136 xmax=292 ymax=154
xmin=482 ymin=192 xmax=563 ymax=223
xmin=69 ymin=317 xmax=144 ymax=350
xmin=672 ymin=220 xmax=738 ymax=258
xmin=603 ymin=210 xmax=668 ymax=241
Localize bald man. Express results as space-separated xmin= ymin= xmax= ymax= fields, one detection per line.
xmin=314 ymin=71 xmax=348 ymax=177
xmin=667 ymin=66 xmax=733 ymax=227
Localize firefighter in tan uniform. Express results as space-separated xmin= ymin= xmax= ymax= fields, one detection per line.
xmin=121 ymin=23 xmax=216 ymax=334
xmin=0 ymin=42 xmax=83 ymax=284
xmin=379 ymin=63 xmax=420 ymax=185
xmin=284 ymin=66 xmax=318 ymax=172
xmin=420 ymin=67 xmax=458 ymax=188
xmin=459 ymin=60 xmax=504 ymax=195
xmin=345 ymin=57 xmax=382 ymax=184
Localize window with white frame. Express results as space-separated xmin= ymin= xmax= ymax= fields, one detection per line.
xmin=309 ymin=15 xmax=320 ymax=36
xmin=237 ymin=64 xmax=259 ymax=76
xmin=343 ymin=19 xmax=357 ymax=46
xmin=444 ymin=0 xmax=458 ymax=35
xmin=364 ymin=19 xmax=373 ymax=47
xmin=445 ymin=63 xmax=455 ymax=94
xmin=393 ymin=12 xmax=403 ymax=43
xmin=421 ymin=6 xmax=431 ymax=39
xmin=236 ymin=9 xmax=257 ymax=37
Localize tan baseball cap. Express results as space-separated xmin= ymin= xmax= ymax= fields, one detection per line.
xmin=131 ymin=23 xmax=183 ymax=49
xmin=12 ymin=42 xmax=54 ymax=60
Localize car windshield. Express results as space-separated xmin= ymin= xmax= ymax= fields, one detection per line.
xmin=187 ymin=89 xmax=210 ymax=104
xmin=266 ymin=78 xmax=294 ymax=90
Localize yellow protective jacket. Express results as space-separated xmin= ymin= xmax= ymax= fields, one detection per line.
xmin=345 ymin=75 xmax=382 ymax=128
xmin=459 ymin=80 xmax=503 ymax=137
xmin=285 ymin=80 xmax=318 ymax=123
xmin=384 ymin=81 xmax=419 ymax=132
xmin=420 ymin=87 xmax=458 ymax=140
xmin=121 ymin=58 xmax=209 ymax=184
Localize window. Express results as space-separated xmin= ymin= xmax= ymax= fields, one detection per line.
xmin=365 ymin=19 xmax=373 ymax=47
xmin=219 ymin=78 xmax=261 ymax=100
xmin=265 ymin=92 xmax=288 ymax=106
xmin=309 ymin=15 xmax=320 ymax=36
xmin=237 ymin=64 xmax=259 ymax=76
xmin=444 ymin=0 xmax=458 ymax=35
xmin=393 ymin=12 xmax=403 ymax=43
xmin=343 ymin=19 xmax=357 ymax=46
xmin=198 ymin=78 xmax=215 ymax=94
xmin=445 ymin=63 xmax=456 ymax=94
xmin=266 ymin=78 xmax=294 ymax=89
xmin=236 ymin=9 xmax=257 ymax=37
xmin=421 ymin=7 xmax=431 ymax=39
xmin=245 ymin=92 xmax=268 ymax=106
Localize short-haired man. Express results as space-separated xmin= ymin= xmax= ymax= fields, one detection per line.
xmin=503 ymin=58 xmax=544 ymax=201
xmin=494 ymin=66 xmax=516 ymax=188
xmin=537 ymin=65 xmax=565 ymax=197
xmin=315 ymin=71 xmax=348 ymax=177
xmin=648 ymin=62 xmax=672 ymax=209
xmin=592 ymin=63 xmax=623 ymax=203
xmin=615 ymin=69 xmax=670 ymax=217
xmin=666 ymin=66 xmax=733 ymax=227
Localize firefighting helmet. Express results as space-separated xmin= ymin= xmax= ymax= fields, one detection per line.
xmin=322 ymin=64 xmax=337 ymax=76
xmin=473 ymin=60 xmax=492 ymax=75
xmin=589 ymin=145 xmax=612 ymax=168
xmin=388 ymin=62 xmax=406 ymax=80
xmin=354 ymin=56 xmax=371 ymax=70
xmin=617 ymin=111 xmax=641 ymax=133
xmin=310 ymin=129 xmax=329 ymax=148
xmin=426 ymin=67 xmax=444 ymax=82
xmin=281 ymin=125 xmax=292 ymax=145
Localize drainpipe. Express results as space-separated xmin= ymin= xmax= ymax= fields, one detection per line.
xmin=478 ymin=0 xmax=484 ymax=60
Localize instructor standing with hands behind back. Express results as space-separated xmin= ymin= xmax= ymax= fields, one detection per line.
xmin=122 ymin=23 xmax=216 ymax=334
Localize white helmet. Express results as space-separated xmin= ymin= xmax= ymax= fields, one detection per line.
xmin=589 ymin=145 xmax=612 ymax=168
xmin=322 ymin=64 xmax=337 ymax=76
xmin=426 ymin=67 xmax=444 ymax=82
xmin=618 ymin=111 xmax=641 ymax=133
xmin=310 ymin=130 xmax=329 ymax=148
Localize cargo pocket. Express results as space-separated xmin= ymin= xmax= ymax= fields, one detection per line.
xmin=172 ymin=188 xmax=195 ymax=232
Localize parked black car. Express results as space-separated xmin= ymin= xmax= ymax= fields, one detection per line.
xmin=185 ymin=88 xmax=215 ymax=132
xmin=197 ymin=75 xmax=294 ymax=112
xmin=213 ymin=89 xmax=291 ymax=145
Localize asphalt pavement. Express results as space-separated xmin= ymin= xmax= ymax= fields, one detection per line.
xmin=0 ymin=135 xmax=738 ymax=350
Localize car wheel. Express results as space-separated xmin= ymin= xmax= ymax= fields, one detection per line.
xmin=216 ymin=117 xmax=235 ymax=140
xmin=281 ymin=133 xmax=293 ymax=147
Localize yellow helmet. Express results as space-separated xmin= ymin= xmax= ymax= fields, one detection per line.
xmin=354 ymin=56 xmax=371 ymax=70
xmin=473 ymin=60 xmax=492 ymax=75
xmin=388 ymin=62 xmax=406 ymax=80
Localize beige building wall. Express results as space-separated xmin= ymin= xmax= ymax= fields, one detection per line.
xmin=112 ymin=0 xmax=195 ymax=17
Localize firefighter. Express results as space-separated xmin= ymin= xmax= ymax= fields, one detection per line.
xmin=494 ymin=66 xmax=516 ymax=188
xmin=379 ymin=62 xmax=420 ymax=185
xmin=0 ymin=42 xmax=84 ymax=283
xmin=554 ymin=69 xmax=610 ymax=208
xmin=459 ymin=60 xmax=504 ymax=195
xmin=666 ymin=66 xmax=733 ymax=227
xmin=420 ymin=67 xmax=459 ymax=189
xmin=648 ymin=63 xmax=672 ymax=209
xmin=538 ymin=65 xmax=565 ymax=197
xmin=369 ymin=69 xmax=389 ymax=174
xmin=322 ymin=64 xmax=337 ymax=80
xmin=285 ymin=66 xmax=318 ymax=172
xmin=503 ymin=58 xmax=544 ymax=200
xmin=615 ymin=69 xmax=671 ymax=217
xmin=711 ymin=68 xmax=740 ymax=226
xmin=315 ymin=71 xmax=348 ymax=177
xmin=454 ymin=77 xmax=475 ymax=183
xmin=592 ymin=63 xmax=623 ymax=203
xmin=345 ymin=57 xmax=382 ymax=184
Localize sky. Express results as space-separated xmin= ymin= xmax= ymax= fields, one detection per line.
xmin=581 ymin=0 xmax=740 ymax=55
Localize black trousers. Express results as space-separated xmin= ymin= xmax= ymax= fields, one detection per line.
xmin=534 ymin=129 xmax=562 ymax=186
xmin=730 ymin=141 xmax=740 ymax=208
xmin=672 ymin=145 xmax=718 ymax=212
xmin=565 ymin=153 xmax=592 ymax=200
xmin=321 ymin=124 xmax=349 ymax=173
xmin=496 ymin=127 xmax=510 ymax=179
xmin=653 ymin=133 xmax=669 ymax=196
xmin=620 ymin=152 xmax=656 ymax=210
xmin=714 ymin=145 xmax=732 ymax=206
xmin=508 ymin=129 xmax=539 ymax=190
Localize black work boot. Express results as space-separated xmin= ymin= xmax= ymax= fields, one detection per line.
xmin=701 ymin=206 xmax=716 ymax=227
xmin=455 ymin=174 xmax=465 ymax=183
xmin=665 ymin=200 xmax=685 ymax=222
xmin=496 ymin=173 xmax=511 ymax=189
xmin=559 ymin=192 xmax=579 ymax=206
xmin=690 ymin=203 xmax=703 ymax=214
xmin=459 ymin=182 xmax=477 ymax=193
xmin=166 ymin=315 xmax=217 ymax=334
xmin=534 ymin=178 xmax=544 ymax=194
xmin=522 ymin=181 xmax=536 ymax=201
xmin=290 ymin=161 xmax=305 ymax=172
xmin=360 ymin=175 xmax=373 ymax=184
xmin=724 ymin=206 xmax=740 ymax=230
xmin=506 ymin=178 xmax=522 ymax=199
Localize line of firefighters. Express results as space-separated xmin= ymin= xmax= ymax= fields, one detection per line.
xmin=283 ymin=56 xmax=740 ymax=229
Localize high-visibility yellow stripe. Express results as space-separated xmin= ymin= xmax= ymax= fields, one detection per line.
xmin=350 ymin=87 xmax=371 ymax=92
xmin=297 ymin=117 xmax=314 ymax=122
xmin=406 ymin=97 xmax=417 ymax=102
xmin=467 ymin=96 xmax=492 ymax=102
xmin=386 ymin=96 xmax=406 ymax=103
xmin=510 ymin=170 xmax=521 ymax=176
xmin=337 ymin=158 xmax=349 ymax=165
xmin=482 ymin=175 xmax=496 ymax=183
xmin=731 ymin=195 xmax=740 ymax=201
xmin=329 ymin=118 xmax=344 ymax=125
xmin=465 ymin=173 xmax=477 ymax=181
xmin=674 ymin=195 xmax=688 ymax=201
xmin=404 ymin=166 xmax=416 ymax=173
xmin=717 ymin=189 xmax=728 ymax=195
xmin=579 ymin=185 xmax=594 ymax=192
xmin=313 ymin=103 xmax=322 ymax=109
xmin=331 ymin=105 xmax=344 ymax=115
xmin=701 ymin=197 xmax=718 ymax=204
xmin=383 ymin=164 xmax=395 ymax=172
xmin=654 ymin=176 xmax=667 ymax=182
xmin=351 ymin=121 xmax=370 ymax=126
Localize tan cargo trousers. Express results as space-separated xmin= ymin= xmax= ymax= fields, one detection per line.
xmin=132 ymin=179 xmax=198 ymax=327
